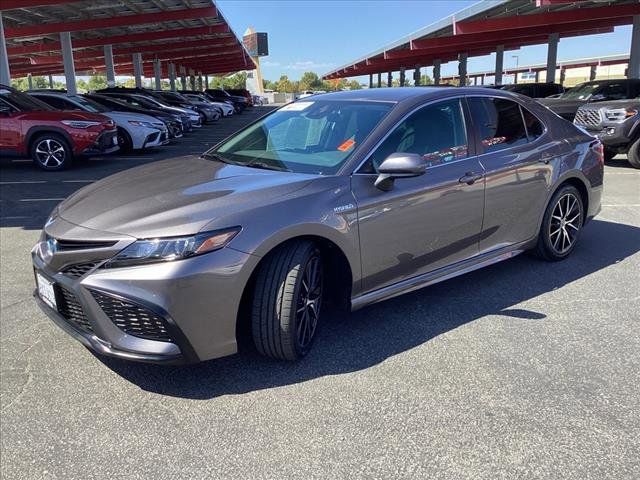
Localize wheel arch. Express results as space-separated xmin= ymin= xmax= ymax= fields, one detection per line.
xmin=25 ymin=126 xmax=73 ymax=152
xmin=546 ymin=174 xmax=590 ymax=225
xmin=235 ymin=233 xmax=354 ymax=348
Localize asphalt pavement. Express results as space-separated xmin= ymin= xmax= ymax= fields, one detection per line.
xmin=1 ymin=111 xmax=639 ymax=479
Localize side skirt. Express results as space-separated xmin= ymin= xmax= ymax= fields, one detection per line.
xmin=351 ymin=241 xmax=532 ymax=311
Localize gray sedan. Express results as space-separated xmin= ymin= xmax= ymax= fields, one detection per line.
xmin=32 ymin=88 xmax=604 ymax=364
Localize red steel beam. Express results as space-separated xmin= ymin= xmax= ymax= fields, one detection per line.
xmin=411 ymin=18 xmax=621 ymax=51
xmin=0 ymin=0 xmax=83 ymax=10
xmin=7 ymin=24 xmax=231 ymax=56
xmin=455 ymin=3 xmax=640 ymax=35
xmin=4 ymin=6 xmax=217 ymax=39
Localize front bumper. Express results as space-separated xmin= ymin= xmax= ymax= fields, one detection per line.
xmin=577 ymin=119 xmax=638 ymax=150
xmin=82 ymin=128 xmax=119 ymax=155
xmin=32 ymin=242 xmax=258 ymax=364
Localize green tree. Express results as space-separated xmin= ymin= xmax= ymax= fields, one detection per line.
xmin=347 ymin=80 xmax=362 ymax=90
xmin=419 ymin=74 xmax=433 ymax=85
xmin=86 ymin=75 xmax=107 ymax=91
xmin=298 ymin=71 xmax=324 ymax=91
xmin=275 ymin=75 xmax=294 ymax=93
xmin=263 ymin=79 xmax=277 ymax=90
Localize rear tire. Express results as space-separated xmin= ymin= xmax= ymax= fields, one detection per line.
xmin=627 ymin=139 xmax=640 ymax=169
xmin=251 ymin=240 xmax=323 ymax=361
xmin=30 ymin=133 xmax=72 ymax=171
xmin=534 ymin=185 xmax=584 ymax=261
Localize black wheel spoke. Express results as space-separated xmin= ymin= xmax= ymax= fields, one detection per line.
xmin=295 ymin=254 xmax=322 ymax=349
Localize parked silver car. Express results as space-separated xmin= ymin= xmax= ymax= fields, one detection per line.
xmin=30 ymin=92 xmax=169 ymax=152
xmin=32 ymin=88 xmax=604 ymax=364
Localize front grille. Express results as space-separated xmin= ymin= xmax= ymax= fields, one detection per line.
xmin=574 ymin=108 xmax=602 ymax=128
xmin=90 ymin=290 xmax=172 ymax=342
xmin=61 ymin=261 xmax=101 ymax=278
xmin=56 ymin=286 xmax=93 ymax=333
xmin=48 ymin=236 xmax=117 ymax=251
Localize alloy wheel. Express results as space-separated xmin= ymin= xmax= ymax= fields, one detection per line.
xmin=34 ymin=138 xmax=66 ymax=168
xmin=296 ymin=255 xmax=323 ymax=349
xmin=548 ymin=192 xmax=582 ymax=254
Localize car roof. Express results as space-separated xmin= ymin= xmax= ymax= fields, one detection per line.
xmin=304 ymin=86 xmax=506 ymax=103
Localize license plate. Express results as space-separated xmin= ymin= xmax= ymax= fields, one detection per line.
xmin=36 ymin=272 xmax=57 ymax=310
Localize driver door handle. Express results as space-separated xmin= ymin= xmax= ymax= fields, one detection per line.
xmin=459 ymin=171 xmax=484 ymax=185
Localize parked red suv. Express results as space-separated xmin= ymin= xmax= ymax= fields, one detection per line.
xmin=0 ymin=84 xmax=118 ymax=170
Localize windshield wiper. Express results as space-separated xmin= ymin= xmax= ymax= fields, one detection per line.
xmin=246 ymin=160 xmax=291 ymax=172
xmin=201 ymin=152 xmax=240 ymax=165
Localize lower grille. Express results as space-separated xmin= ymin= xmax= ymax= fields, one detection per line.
xmin=62 ymin=261 xmax=101 ymax=278
xmin=90 ymin=290 xmax=172 ymax=342
xmin=574 ymin=108 xmax=602 ymax=128
xmin=57 ymin=286 xmax=93 ymax=333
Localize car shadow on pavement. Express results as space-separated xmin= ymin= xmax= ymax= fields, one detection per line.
xmin=97 ymin=218 xmax=640 ymax=399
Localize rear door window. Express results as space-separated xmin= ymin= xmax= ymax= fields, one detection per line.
xmin=468 ymin=97 xmax=528 ymax=153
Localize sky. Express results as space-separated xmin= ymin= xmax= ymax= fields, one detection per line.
xmin=217 ymin=0 xmax=632 ymax=82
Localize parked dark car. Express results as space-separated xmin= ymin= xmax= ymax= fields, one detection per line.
xmin=539 ymin=79 xmax=640 ymax=121
xmin=84 ymin=93 xmax=183 ymax=139
xmin=204 ymin=88 xmax=247 ymax=113
xmin=94 ymin=90 xmax=196 ymax=131
xmin=32 ymin=87 xmax=603 ymax=365
xmin=153 ymin=91 xmax=222 ymax=124
xmin=498 ymin=82 xmax=565 ymax=98
xmin=574 ymin=97 xmax=640 ymax=167
xmin=0 ymin=84 xmax=117 ymax=170
xmin=225 ymin=88 xmax=254 ymax=106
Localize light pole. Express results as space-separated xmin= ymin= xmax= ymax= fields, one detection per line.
xmin=512 ymin=55 xmax=519 ymax=83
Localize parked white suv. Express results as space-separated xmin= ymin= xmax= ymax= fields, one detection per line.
xmin=29 ymin=91 xmax=169 ymax=152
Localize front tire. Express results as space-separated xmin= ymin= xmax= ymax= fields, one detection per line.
xmin=627 ymin=139 xmax=640 ymax=169
xmin=30 ymin=133 xmax=72 ymax=171
xmin=251 ymin=240 xmax=323 ymax=361
xmin=534 ymin=185 xmax=584 ymax=261
xmin=116 ymin=128 xmax=133 ymax=153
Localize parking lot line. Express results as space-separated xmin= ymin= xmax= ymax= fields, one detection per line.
xmin=19 ymin=198 xmax=65 ymax=202
xmin=62 ymin=180 xmax=95 ymax=183
xmin=0 ymin=181 xmax=47 ymax=185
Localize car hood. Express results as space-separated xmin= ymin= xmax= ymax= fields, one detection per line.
xmin=537 ymin=97 xmax=585 ymax=111
xmin=105 ymin=111 xmax=164 ymax=125
xmin=57 ymin=155 xmax=316 ymax=238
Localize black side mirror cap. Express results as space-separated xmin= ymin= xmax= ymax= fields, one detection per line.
xmin=375 ymin=152 xmax=427 ymax=191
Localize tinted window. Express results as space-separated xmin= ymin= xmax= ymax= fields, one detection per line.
xmin=595 ymin=82 xmax=628 ymax=101
xmin=361 ymin=99 xmax=468 ymax=173
xmin=34 ymin=95 xmax=73 ymax=110
xmin=521 ymin=106 xmax=544 ymax=141
xmin=0 ymin=89 xmax=52 ymax=111
xmin=468 ymin=97 xmax=528 ymax=153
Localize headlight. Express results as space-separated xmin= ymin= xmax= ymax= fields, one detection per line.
xmin=61 ymin=120 xmax=101 ymax=129
xmin=604 ymin=108 xmax=638 ymax=122
xmin=104 ymin=227 xmax=241 ymax=268
xmin=128 ymin=120 xmax=156 ymax=128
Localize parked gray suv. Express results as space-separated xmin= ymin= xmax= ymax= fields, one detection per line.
xmin=32 ymin=88 xmax=604 ymax=364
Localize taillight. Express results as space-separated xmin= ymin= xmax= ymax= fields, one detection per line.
xmin=591 ymin=140 xmax=604 ymax=165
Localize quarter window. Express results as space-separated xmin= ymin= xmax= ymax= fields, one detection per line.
xmin=361 ymin=98 xmax=468 ymax=173
xmin=521 ymin=106 xmax=544 ymax=141
xmin=468 ymin=97 xmax=528 ymax=153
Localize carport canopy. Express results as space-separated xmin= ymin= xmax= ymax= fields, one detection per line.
xmin=322 ymin=0 xmax=640 ymax=86
xmin=0 ymin=0 xmax=254 ymax=92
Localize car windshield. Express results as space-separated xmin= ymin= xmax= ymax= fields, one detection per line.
xmin=0 ymin=89 xmax=53 ymax=111
xmin=68 ymin=95 xmax=110 ymax=113
xmin=159 ymin=92 xmax=187 ymax=102
xmin=134 ymin=95 xmax=171 ymax=108
xmin=560 ymin=82 xmax=602 ymax=100
xmin=207 ymin=100 xmax=393 ymax=175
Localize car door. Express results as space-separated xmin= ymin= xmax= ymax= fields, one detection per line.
xmin=466 ymin=96 xmax=554 ymax=253
xmin=352 ymin=98 xmax=485 ymax=293
xmin=0 ymin=99 xmax=22 ymax=151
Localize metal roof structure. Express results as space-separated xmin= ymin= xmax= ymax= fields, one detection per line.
xmin=323 ymin=0 xmax=640 ymax=80
xmin=440 ymin=53 xmax=630 ymax=82
xmin=1 ymin=0 xmax=254 ymax=78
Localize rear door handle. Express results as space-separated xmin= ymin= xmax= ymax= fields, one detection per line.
xmin=459 ymin=172 xmax=484 ymax=185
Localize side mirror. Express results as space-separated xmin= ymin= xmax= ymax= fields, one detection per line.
xmin=374 ymin=152 xmax=427 ymax=191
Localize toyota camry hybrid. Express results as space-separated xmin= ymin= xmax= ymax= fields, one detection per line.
xmin=32 ymin=88 xmax=604 ymax=364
